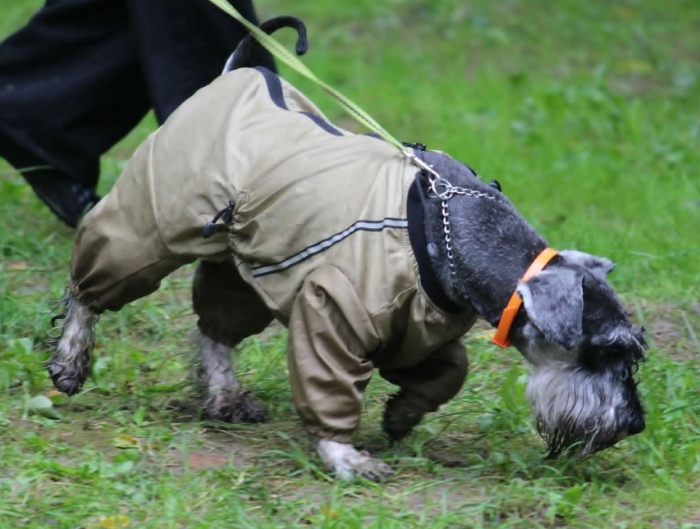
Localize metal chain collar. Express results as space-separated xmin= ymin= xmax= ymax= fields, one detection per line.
xmin=409 ymin=155 xmax=498 ymax=286
xmin=416 ymin=159 xmax=497 ymax=287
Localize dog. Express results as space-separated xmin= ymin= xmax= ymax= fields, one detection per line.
xmin=45 ymin=17 xmax=647 ymax=481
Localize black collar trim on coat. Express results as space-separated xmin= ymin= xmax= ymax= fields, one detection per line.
xmin=255 ymin=66 xmax=344 ymax=137
xmin=407 ymin=174 xmax=463 ymax=314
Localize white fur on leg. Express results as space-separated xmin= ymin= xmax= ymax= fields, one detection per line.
xmin=46 ymin=294 xmax=97 ymax=396
xmin=198 ymin=333 xmax=239 ymax=417
xmin=54 ymin=297 xmax=96 ymax=363
xmin=314 ymin=438 xmax=394 ymax=482
xmin=195 ymin=332 xmax=264 ymax=423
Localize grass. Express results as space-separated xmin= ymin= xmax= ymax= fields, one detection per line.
xmin=1 ymin=0 xmax=699 ymax=527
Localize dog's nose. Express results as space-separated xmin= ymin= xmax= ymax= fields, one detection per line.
xmin=628 ymin=416 xmax=646 ymax=436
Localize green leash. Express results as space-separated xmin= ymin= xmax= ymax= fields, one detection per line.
xmin=206 ymin=0 xmax=440 ymax=177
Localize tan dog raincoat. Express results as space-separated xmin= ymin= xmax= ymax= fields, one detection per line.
xmin=70 ymin=67 xmax=477 ymax=441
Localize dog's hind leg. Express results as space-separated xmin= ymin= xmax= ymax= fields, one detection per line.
xmin=192 ymin=258 xmax=272 ymax=423
xmin=46 ymin=291 xmax=97 ymax=396
xmin=195 ymin=332 xmax=265 ymax=423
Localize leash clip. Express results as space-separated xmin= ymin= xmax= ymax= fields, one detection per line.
xmin=428 ymin=176 xmax=456 ymax=200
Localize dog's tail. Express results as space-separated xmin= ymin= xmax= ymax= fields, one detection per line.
xmin=222 ymin=16 xmax=308 ymax=74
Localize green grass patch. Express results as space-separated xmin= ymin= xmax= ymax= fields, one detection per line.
xmin=1 ymin=0 xmax=699 ymax=527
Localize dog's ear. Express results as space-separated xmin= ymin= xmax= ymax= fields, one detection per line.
xmin=516 ymin=268 xmax=584 ymax=350
xmin=559 ymin=250 xmax=615 ymax=280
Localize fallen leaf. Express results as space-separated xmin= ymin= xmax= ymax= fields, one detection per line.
xmin=614 ymin=6 xmax=634 ymax=18
xmin=623 ymin=59 xmax=654 ymax=74
xmin=44 ymin=389 xmax=68 ymax=405
xmin=321 ymin=505 xmax=340 ymax=521
xmin=113 ymin=434 xmax=159 ymax=451
xmin=9 ymin=261 xmax=30 ymax=270
xmin=113 ymin=434 xmax=141 ymax=449
xmin=85 ymin=515 xmax=131 ymax=528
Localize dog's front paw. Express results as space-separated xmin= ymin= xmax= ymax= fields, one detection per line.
xmin=205 ymin=390 xmax=265 ymax=424
xmin=315 ymin=439 xmax=394 ymax=482
xmin=382 ymin=391 xmax=427 ymax=442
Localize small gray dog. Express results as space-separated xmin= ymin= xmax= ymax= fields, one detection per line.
xmin=45 ymin=17 xmax=646 ymax=481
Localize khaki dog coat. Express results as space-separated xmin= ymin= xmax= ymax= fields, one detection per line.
xmin=70 ymin=67 xmax=477 ymax=441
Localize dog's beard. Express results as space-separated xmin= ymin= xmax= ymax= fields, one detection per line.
xmin=526 ymin=363 xmax=632 ymax=458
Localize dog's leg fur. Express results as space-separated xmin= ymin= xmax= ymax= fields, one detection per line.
xmin=195 ymin=331 xmax=264 ymax=423
xmin=314 ymin=438 xmax=394 ymax=482
xmin=192 ymin=259 xmax=272 ymax=423
xmin=382 ymin=390 xmax=428 ymax=442
xmin=46 ymin=292 xmax=97 ymax=396
xmin=380 ymin=339 xmax=469 ymax=443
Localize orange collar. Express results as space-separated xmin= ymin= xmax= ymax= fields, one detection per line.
xmin=492 ymin=247 xmax=559 ymax=348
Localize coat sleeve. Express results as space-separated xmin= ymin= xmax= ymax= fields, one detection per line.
xmin=69 ymin=139 xmax=231 ymax=314
xmin=286 ymin=265 xmax=382 ymax=443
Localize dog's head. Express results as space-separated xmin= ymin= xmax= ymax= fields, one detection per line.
xmin=508 ymin=250 xmax=647 ymax=457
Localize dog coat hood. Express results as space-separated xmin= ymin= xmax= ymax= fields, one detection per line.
xmin=69 ymin=67 xmax=477 ymax=438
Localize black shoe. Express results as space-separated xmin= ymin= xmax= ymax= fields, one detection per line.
xmin=24 ymin=171 xmax=101 ymax=228
xmin=0 ymin=130 xmax=100 ymax=228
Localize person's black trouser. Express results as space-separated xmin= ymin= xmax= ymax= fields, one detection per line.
xmin=0 ymin=0 xmax=275 ymax=227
